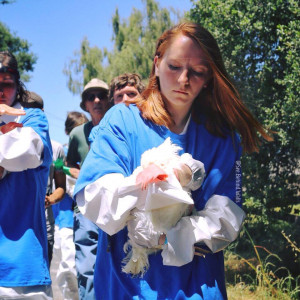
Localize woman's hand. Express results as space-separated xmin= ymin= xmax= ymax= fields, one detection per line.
xmin=173 ymin=163 xmax=192 ymax=187
xmin=177 ymin=153 xmax=206 ymax=191
xmin=0 ymin=104 xmax=26 ymax=116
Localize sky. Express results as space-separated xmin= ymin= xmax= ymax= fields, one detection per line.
xmin=1 ymin=0 xmax=193 ymax=146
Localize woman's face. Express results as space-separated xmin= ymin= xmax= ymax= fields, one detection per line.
xmin=155 ymin=34 xmax=211 ymax=114
xmin=0 ymin=72 xmax=17 ymax=107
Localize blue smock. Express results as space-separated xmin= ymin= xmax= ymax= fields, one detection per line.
xmin=0 ymin=108 xmax=52 ymax=286
xmin=75 ymin=104 xmax=242 ymax=299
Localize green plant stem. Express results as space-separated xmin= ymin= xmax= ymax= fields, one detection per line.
xmin=244 ymin=227 xmax=272 ymax=288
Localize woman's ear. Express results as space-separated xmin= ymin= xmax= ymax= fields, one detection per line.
xmin=154 ymin=56 xmax=159 ymax=77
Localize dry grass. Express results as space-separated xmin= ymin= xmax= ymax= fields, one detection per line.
xmin=225 ymin=228 xmax=300 ymax=299
xmin=227 ymin=283 xmax=293 ymax=300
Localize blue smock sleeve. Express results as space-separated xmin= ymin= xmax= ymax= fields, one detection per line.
xmin=74 ymin=107 xmax=133 ymax=196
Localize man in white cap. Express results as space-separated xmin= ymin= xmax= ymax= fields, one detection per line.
xmin=66 ymin=78 xmax=110 ymax=300
xmin=66 ymin=78 xmax=110 ymax=172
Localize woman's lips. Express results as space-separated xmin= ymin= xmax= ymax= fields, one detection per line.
xmin=173 ymin=90 xmax=188 ymax=95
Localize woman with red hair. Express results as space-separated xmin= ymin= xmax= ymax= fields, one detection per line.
xmin=74 ymin=23 xmax=272 ymax=299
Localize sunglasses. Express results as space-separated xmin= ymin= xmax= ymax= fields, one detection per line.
xmin=85 ymin=92 xmax=108 ymax=102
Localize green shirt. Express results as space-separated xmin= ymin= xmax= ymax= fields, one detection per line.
xmin=67 ymin=121 xmax=93 ymax=167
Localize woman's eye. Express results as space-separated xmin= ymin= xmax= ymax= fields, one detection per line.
xmin=192 ymin=70 xmax=204 ymax=77
xmin=168 ymin=64 xmax=180 ymax=70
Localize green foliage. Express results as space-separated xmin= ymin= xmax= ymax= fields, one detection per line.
xmin=225 ymin=227 xmax=300 ymax=299
xmin=63 ymin=37 xmax=106 ymax=94
xmin=230 ymin=216 xmax=300 ymax=278
xmin=188 ymin=0 xmax=300 ymax=225
xmin=0 ymin=22 xmax=37 ymax=82
xmin=63 ymin=0 xmax=183 ymax=93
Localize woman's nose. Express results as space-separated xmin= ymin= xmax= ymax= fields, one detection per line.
xmin=178 ymin=69 xmax=189 ymax=85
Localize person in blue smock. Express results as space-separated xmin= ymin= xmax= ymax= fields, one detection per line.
xmin=0 ymin=51 xmax=53 ymax=299
xmin=52 ymin=111 xmax=88 ymax=300
xmin=74 ymin=23 xmax=272 ymax=299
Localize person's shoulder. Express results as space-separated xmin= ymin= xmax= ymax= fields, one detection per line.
xmin=109 ymin=103 xmax=139 ymax=116
xmin=51 ymin=139 xmax=63 ymax=149
xmin=51 ymin=139 xmax=64 ymax=152
xmin=83 ymin=120 xmax=93 ymax=131
xmin=191 ymin=118 xmax=241 ymax=151
xmin=69 ymin=122 xmax=87 ymax=136
xmin=217 ymin=130 xmax=242 ymax=155
xmin=21 ymin=107 xmax=47 ymax=122
xmin=100 ymin=103 xmax=140 ymax=126
xmin=20 ymin=107 xmax=50 ymax=133
xmin=23 ymin=107 xmax=44 ymax=115
xmin=51 ymin=139 xmax=65 ymax=159
xmin=217 ymin=129 xmax=241 ymax=147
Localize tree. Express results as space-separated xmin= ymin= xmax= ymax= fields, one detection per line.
xmin=63 ymin=38 xmax=105 ymax=95
xmin=188 ymin=0 xmax=299 ymax=273
xmin=0 ymin=22 xmax=37 ymax=81
xmin=63 ymin=0 xmax=182 ymax=93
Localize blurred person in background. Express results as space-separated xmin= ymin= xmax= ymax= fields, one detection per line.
xmin=66 ymin=79 xmax=110 ymax=300
xmin=51 ymin=111 xmax=88 ymax=300
xmin=89 ymin=72 xmax=145 ymax=144
xmin=0 ymin=51 xmax=53 ymax=299
xmin=108 ymin=72 xmax=145 ymax=105
xmin=25 ymin=90 xmax=67 ymax=267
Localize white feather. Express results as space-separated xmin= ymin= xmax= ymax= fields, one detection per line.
xmin=122 ymin=137 xmax=193 ymax=277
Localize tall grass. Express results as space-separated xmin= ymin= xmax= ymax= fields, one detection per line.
xmin=225 ymin=227 xmax=300 ymax=299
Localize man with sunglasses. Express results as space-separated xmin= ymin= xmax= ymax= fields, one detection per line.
xmin=66 ymin=78 xmax=110 ymax=300
xmin=66 ymin=78 xmax=110 ymax=173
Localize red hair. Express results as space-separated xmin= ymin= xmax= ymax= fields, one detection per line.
xmin=128 ymin=22 xmax=272 ymax=153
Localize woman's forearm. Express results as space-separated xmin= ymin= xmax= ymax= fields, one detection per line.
xmin=162 ymin=195 xmax=246 ymax=266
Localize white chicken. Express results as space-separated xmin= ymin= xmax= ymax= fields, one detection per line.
xmin=122 ymin=137 xmax=202 ymax=277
